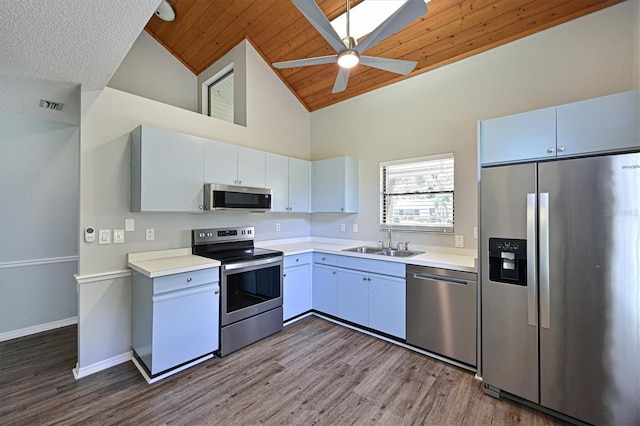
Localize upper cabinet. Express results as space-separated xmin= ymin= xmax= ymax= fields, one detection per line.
xmin=480 ymin=89 xmax=640 ymax=166
xmin=557 ymin=89 xmax=639 ymax=157
xmin=480 ymin=107 xmax=556 ymax=165
xmin=203 ymin=139 xmax=266 ymax=188
xmin=312 ymin=156 xmax=359 ymax=213
xmin=265 ymin=153 xmax=311 ymax=213
xmin=130 ymin=125 xmax=204 ymax=213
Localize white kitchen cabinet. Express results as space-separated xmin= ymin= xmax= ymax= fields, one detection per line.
xmin=288 ymin=157 xmax=311 ymax=212
xmin=265 ymin=153 xmax=311 ymax=212
xmin=130 ymin=124 xmax=204 ymax=213
xmin=337 ymin=269 xmax=368 ymax=327
xmin=312 ymin=263 xmax=338 ymax=316
xmin=203 ymin=139 xmax=266 ymax=188
xmin=557 ymin=89 xmax=639 ymax=157
xmin=131 ymin=268 xmax=220 ymax=376
xmin=283 ymin=254 xmax=312 ymax=321
xmin=369 ymin=274 xmax=406 ymax=339
xmin=312 ymin=156 xmax=359 ymax=213
xmin=479 ymin=107 xmax=557 ymax=166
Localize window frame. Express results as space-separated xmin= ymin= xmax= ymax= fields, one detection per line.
xmin=380 ymin=153 xmax=455 ymax=234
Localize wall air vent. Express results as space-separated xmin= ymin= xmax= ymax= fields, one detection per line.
xmin=39 ymin=99 xmax=64 ymax=111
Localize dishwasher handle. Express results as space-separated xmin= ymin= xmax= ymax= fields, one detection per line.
xmin=410 ymin=272 xmax=472 ymax=286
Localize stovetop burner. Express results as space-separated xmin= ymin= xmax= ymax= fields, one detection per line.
xmin=192 ymin=226 xmax=282 ymax=265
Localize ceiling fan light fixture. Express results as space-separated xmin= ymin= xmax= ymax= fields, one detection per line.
xmin=155 ymin=0 xmax=175 ymax=22
xmin=337 ymin=51 xmax=360 ymax=68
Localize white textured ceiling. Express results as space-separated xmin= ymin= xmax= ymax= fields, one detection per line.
xmin=0 ymin=0 xmax=161 ymax=125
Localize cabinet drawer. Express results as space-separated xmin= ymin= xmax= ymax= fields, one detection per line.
xmin=337 ymin=256 xmax=405 ymax=278
xmin=284 ymin=253 xmax=312 ymax=268
xmin=313 ymin=252 xmax=338 ymax=266
xmin=154 ymin=267 xmax=219 ymax=295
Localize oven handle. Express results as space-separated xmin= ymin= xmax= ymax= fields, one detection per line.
xmin=223 ymin=256 xmax=283 ymax=271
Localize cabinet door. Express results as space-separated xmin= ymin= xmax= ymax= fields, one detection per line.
xmin=152 ymin=284 xmax=219 ymax=374
xmin=238 ymin=146 xmax=266 ymax=188
xmin=265 ymin=153 xmax=289 ymax=212
xmin=283 ymin=263 xmax=311 ymax=321
xmin=288 ymin=157 xmax=311 ymax=212
xmin=557 ymin=89 xmax=640 ymax=157
xmin=312 ymin=264 xmax=338 ymax=316
xmin=337 ymin=270 xmax=368 ymax=327
xmin=203 ymin=139 xmax=238 ymax=185
xmin=131 ymin=125 xmax=204 ymax=213
xmin=369 ymin=275 xmax=406 ymax=339
xmin=480 ymin=107 xmax=556 ymax=165
xmin=313 ymin=156 xmax=358 ymax=213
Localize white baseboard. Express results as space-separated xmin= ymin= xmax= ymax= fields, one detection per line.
xmin=0 ymin=316 xmax=78 ymax=342
xmin=131 ymin=354 xmax=214 ymax=384
xmin=72 ymin=351 xmax=132 ymax=380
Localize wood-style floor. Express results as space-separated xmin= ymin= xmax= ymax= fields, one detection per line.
xmin=0 ymin=316 xmax=566 ymax=425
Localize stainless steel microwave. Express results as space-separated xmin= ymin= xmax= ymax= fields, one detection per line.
xmin=204 ymin=183 xmax=272 ymax=211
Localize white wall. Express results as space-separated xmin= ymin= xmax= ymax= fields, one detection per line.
xmin=0 ymin=111 xmax=79 ymax=338
xmin=76 ymin=40 xmax=310 ymax=371
xmin=108 ymin=31 xmax=198 ymax=112
xmin=309 ymin=0 xmax=640 ymax=251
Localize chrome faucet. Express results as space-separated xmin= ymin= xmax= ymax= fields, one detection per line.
xmin=387 ymin=228 xmax=392 ymax=249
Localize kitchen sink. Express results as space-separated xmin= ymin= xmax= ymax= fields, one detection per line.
xmin=342 ymin=246 xmax=424 ymax=258
xmin=378 ymin=249 xmax=424 ymax=257
xmin=342 ymin=246 xmax=384 ymax=254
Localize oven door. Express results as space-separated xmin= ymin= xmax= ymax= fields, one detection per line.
xmin=221 ymin=257 xmax=283 ymax=326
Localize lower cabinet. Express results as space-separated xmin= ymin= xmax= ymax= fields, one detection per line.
xmin=131 ymin=268 xmax=220 ymax=376
xmin=312 ymin=264 xmax=338 ymax=316
xmin=337 ymin=270 xmax=369 ymax=327
xmin=283 ymin=254 xmax=312 ymax=321
xmin=368 ymin=274 xmax=406 ymax=339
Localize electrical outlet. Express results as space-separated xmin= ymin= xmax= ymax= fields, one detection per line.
xmin=276 ymin=223 xmax=281 ymax=232
xmin=113 ymin=229 xmax=125 ymax=244
xmin=474 ymin=227 xmax=478 ymax=240
xmin=98 ymin=229 xmax=111 ymax=245
xmin=455 ymin=235 xmax=464 ymax=248
xmin=352 ymin=223 xmax=358 ymax=233
xmin=146 ymin=228 xmax=155 ymax=241
xmin=340 ymin=223 xmax=346 ymax=232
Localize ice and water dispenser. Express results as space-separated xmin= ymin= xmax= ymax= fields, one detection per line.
xmin=488 ymin=238 xmax=527 ymax=285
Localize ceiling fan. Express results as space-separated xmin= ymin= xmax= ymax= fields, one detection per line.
xmin=273 ymin=0 xmax=428 ymax=93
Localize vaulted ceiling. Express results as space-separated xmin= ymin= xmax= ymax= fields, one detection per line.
xmin=145 ymin=0 xmax=622 ymax=112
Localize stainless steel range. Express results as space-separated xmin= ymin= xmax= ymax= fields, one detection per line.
xmin=192 ymin=226 xmax=283 ymax=357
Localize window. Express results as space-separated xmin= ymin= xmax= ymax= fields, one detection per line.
xmin=208 ymin=69 xmax=234 ymax=123
xmin=380 ymin=153 xmax=454 ymax=233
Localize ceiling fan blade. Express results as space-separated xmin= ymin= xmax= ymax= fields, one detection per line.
xmin=355 ymin=0 xmax=427 ymax=54
xmin=273 ymin=55 xmax=338 ymax=69
xmin=332 ymin=68 xmax=351 ymax=93
xmin=360 ymin=56 xmax=417 ymax=75
xmin=292 ymin=0 xmax=347 ymax=54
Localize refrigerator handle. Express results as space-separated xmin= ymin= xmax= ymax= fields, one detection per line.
xmin=526 ymin=193 xmax=537 ymax=327
xmin=539 ymin=192 xmax=551 ymax=329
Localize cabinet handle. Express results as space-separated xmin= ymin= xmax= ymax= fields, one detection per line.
xmin=322 ymin=257 xmax=326 ymax=260
xmin=332 ymin=271 xmax=336 ymax=275
xmin=198 ymin=205 xmax=203 ymax=210
xmin=558 ymin=146 xmax=565 ymax=153
xmin=296 ymin=258 xmax=299 ymax=262
xmin=214 ymin=289 xmax=219 ymax=294
xmin=238 ymin=180 xmax=242 ymax=184
xmin=362 ymin=277 xmax=367 ymax=281
xmin=340 ymin=208 xmax=344 ymax=211
xmin=186 ymin=277 xmax=192 ymax=282
xmin=367 ymin=277 xmax=371 ymax=281
xmin=547 ymin=147 xmax=555 ymax=154
xmin=283 ymin=273 xmax=287 ymax=277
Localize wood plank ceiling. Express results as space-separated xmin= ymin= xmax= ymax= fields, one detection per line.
xmin=145 ymin=0 xmax=622 ymax=112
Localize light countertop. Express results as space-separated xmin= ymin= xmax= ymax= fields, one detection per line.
xmin=127 ymin=248 xmax=221 ymax=278
xmin=256 ymin=238 xmax=477 ymax=273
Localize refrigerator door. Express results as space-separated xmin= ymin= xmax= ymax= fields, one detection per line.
xmin=480 ymin=163 xmax=539 ymax=403
xmin=538 ymin=153 xmax=640 ymax=425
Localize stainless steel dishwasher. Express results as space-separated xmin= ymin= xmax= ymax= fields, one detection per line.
xmin=406 ymin=265 xmax=477 ymax=366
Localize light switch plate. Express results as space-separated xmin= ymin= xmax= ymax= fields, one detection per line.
xmin=340 ymin=224 xmax=346 ymax=232
xmin=98 ymin=229 xmax=111 ymax=244
xmin=125 ymin=218 xmax=135 ymax=232
xmin=114 ymin=229 xmax=125 ymax=244
xmin=145 ymin=228 xmax=155 ymax=241
xmin=455 ymin=235 xmax=464 ymax=248
xmin=352 ymin=224 xmax=358 ymax=233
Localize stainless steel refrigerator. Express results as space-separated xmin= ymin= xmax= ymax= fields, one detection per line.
xmin=480 ymin=152 xmax=640 ymax=425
